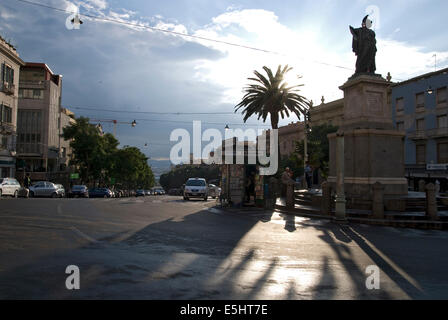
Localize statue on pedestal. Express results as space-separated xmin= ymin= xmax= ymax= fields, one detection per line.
xmin=350 ymin=15 xmax=377 ymax=75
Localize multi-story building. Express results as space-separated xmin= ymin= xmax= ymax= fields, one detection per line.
xmin=0 ymin=36 xmax=25 ymax=178
xmin=16 ymin=62 xmax=74 ymax=179
xmin=391 ymin=68 xmax=448 ymax=191
xmin=309 ymin=98 xmax=344 ymax=127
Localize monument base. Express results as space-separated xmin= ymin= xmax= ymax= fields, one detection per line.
xmin=327 ymin=74 xmax=408 ymax=205
xmin=328 ymin=128 xmax=407 ymax=199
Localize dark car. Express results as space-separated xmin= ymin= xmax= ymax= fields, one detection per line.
xmin=68 ymin=185 xmax=89 ymax=198
xmin=88 ymin=188 xmax=113 ymax=198
xmin=135 ymin=189 xmax=145 ymax=197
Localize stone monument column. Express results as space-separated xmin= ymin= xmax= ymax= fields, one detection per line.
xmin=328 ymin=75 xmax=408 ymax=206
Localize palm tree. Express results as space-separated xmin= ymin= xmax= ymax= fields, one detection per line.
xmin=235 ymin=65 xmax=310 ymax=177
xmin=235 ymin=65 xmax=309 ymax=130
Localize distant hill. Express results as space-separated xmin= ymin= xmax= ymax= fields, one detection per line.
xmin=148 ymin=159 xmax=173 ymax=179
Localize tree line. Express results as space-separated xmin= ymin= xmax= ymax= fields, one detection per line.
xmin=62 ymin=117 xmax=155 ymax=189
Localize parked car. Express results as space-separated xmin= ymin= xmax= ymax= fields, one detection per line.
xmin=68 ymin=185 xmax=89 ymax=198
xmin=183 ymin=178 xmax=208 ymax=201
xmin=168 ymin=188 xmax=182 ymax=196
xmin=0 ymin=178 xmax=21 ymax=198
xmin=144 ymin=190 xmax=152 ymax=196
xmin=208 ymin=184 xmax=221 ymax=199
xmin=29 ymin=181 xmax=64 ymax=198
xmin=153 ymin=188 xmax=165 ymax=195
xmin=88 ymin=188 xmax=113 ymax=198
xmin=135 ymin=189 xmax=146 ymax=197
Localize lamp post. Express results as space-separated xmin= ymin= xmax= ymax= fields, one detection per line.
xmin=334 ymin=130 xmax=347 ymax=223
xmin=303 ymin=100 xmax=312 ymax=189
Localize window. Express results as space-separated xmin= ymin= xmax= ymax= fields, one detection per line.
xmin=1 ymin=136 xmax=7 ymax=148
xmin=437 ymin=115 xmax=447 ymax=129
xmin=416 ymin=118 xmax=425 ymax=131
xmin=396 ymin=97 xmax=404 ymax=112
xmin=0 ymin=105 xmax=12 ymax=123
xmin=416 ymin=92 xmax=425 ymax=109
xmin=438 ymin=143 xmax=448 ymax=164
xmin=1 ymin=63 xmax=14 ymax=84
xmin=416 ymin=144 xmax=426 ymax=164
xmin=397 ymin=121 xmax=404 ymax=131
xmin=19 ymin=89 xmax=43 ymax=99
xmin=33 ymin=89 xmax=43 ymax=99
xmin=437 ymin=87 xmax=447 ymax=105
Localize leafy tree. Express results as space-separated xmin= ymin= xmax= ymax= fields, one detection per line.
xmin=62 ymin=117 xmax=106 ymax=183
xmin=113 ymin=146 xmax=155 ymax=189
xmin=62 ymin=117 xmax=155 ymax=188
xmin=160 ymin=164 xmax=220 ymax=191
xmin=294 ymin=123 xmax=338 ymax=179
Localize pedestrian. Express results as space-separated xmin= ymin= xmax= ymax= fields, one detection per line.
xmin=24 ymin=173 xmax=31 ymax=198
xmin=436 ymin=180 xmax=440 ymax=195
xmin=245 ymin=172 xmax=255 ymax=203
xmin=282 ymin=167 xmax=295 ymax=196
xmin=305 ymin=163 xmax=312 ymax=189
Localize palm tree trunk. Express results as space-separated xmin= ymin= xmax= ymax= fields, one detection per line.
xmin=270 ymin=113 xmax=281 ymax=176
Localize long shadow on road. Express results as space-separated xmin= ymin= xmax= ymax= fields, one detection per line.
xmin=1 ymin=202 xmax=447 ymax=299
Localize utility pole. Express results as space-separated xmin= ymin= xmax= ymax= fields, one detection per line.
xmin=303 ymin=101 xmax=312 ymax=189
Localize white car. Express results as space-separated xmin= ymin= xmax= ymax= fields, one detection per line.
xmin=208 ymin=184 xmax=221 ymax=199
xmin=184 ymin=178 xmax=208 ymax=201
xmin=0 ymin=178 xmax=21 ymax=198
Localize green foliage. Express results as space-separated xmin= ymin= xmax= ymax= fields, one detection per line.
xmin=235 ymin=65 xmax=309 ymax=129
xmin=62 ymin=117 xmax=155 ymax=188
xmin=294 ymin=123 xmax=338 ymax=178
xmin=235 ymin=65 xmax=310 ymax=176
xmin=160 ymin=164 xmax=220 ymax=191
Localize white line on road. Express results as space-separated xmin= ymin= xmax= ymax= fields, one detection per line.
xmin=57 ymin=203 xmax=62 ymax=214
xmin=69 ymin=226 xmax=99 ymax=244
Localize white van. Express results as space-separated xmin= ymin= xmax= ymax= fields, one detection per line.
xmin=0 ymin=178 xmax=21 ymax=198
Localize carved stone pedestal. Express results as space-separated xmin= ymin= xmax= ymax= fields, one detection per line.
xmin=328 ymin=75 xmax=408 ymax=203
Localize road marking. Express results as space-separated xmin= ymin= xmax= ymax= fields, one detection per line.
xmin=57 ymin=203 xmax=63 ymax=214
xmin=69 ymin=226 xmax=99 ymax=244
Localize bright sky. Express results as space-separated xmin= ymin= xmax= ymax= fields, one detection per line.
xmin=1 ymin=0 xmax=447 ymax=162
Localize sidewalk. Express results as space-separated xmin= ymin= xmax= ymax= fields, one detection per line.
xmin=275 ymin=197 xmax=448 ymax=230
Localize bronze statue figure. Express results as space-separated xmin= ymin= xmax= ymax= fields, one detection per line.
xmin=350 ymin=15 xmax=377 ymax=75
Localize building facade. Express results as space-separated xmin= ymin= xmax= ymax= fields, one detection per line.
xmin=16 ymin=62 xmax=74 ymax=179
xmin=0 ymin=36 xmax=25 ymax=178
xmin=309 ymin=98 xmax=344 ymax=127
xmin=391 ymin=68 xmax=448 ymax=191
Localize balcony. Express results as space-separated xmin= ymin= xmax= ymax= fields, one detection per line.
xmin=0 ymin=122 xmax=15 ymax=135
xmin=1 ymin=82 xmax=15 ymax=95
xmin=16 ymin=143 xmax=44 ymax=156
xmin=427 ymin=127 xmax=448 ymax=139
xmin=408 ymin=130 xmax=427 ymax=141
xmin=19 ymin=80 xmax=46 ymax=89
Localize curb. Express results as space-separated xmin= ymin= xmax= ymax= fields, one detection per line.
xmin=274 ymin=206 xmax=448 ymax=230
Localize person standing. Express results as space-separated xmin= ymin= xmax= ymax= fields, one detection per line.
xmin=305 ymin=163 xmax=312 ymax=189
xmin=24 ymin=173 xmax=31 ymax=198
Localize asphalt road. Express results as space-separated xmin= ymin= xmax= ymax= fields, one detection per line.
xmin=0 ymin=195 xmax=447 ymax=299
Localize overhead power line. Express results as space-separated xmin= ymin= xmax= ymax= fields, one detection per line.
xmin=70 ymin=106 xmax=235 ymax=115
xmin=11 ymin=0 xmax=356 ymax=72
